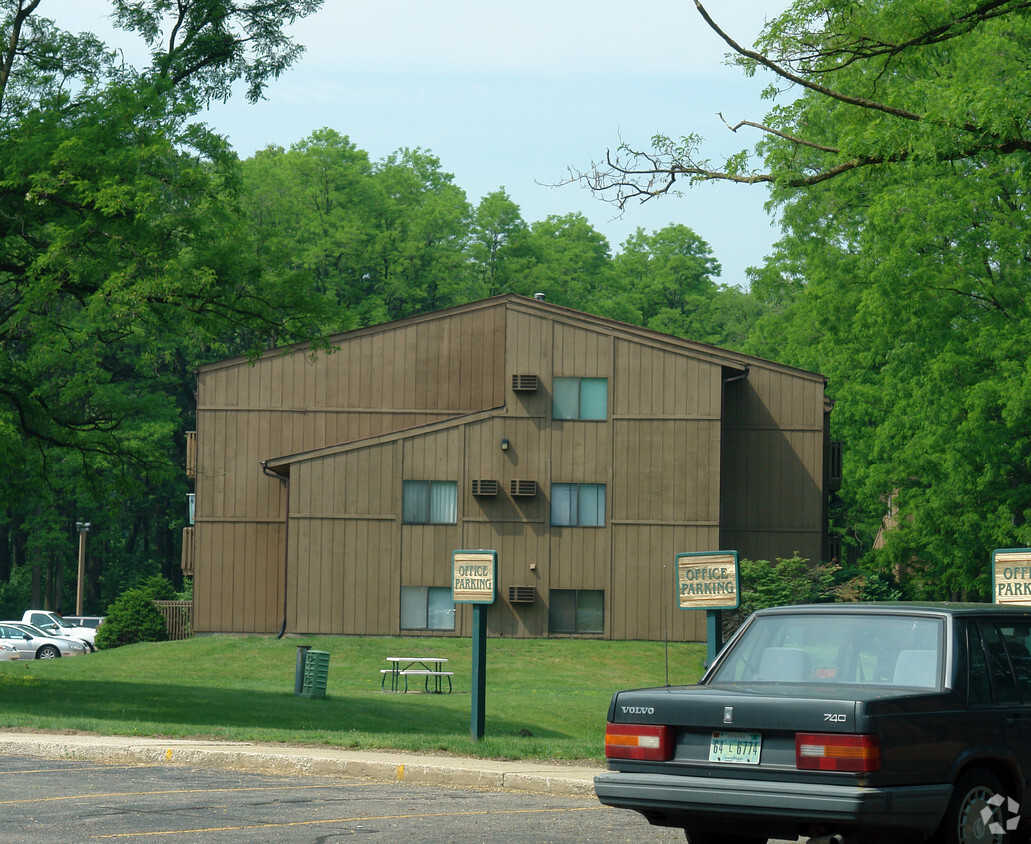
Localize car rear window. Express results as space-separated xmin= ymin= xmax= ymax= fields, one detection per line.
xmin=710 ymin=613 xmax=944 ymax=689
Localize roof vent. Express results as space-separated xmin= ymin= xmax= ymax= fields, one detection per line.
xmin=533 ymin=292 xmax=545 ymax=301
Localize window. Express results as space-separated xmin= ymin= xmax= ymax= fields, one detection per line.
xmin=710 ymin=612 xmax=944 ymax=687
xmin=552 ymin=377 xmax=607 ymax=420
xmin=549 ymin=589 xmax=604 ymax=634
xmin=400 ymin=586 xmax=455 ymax=630
xmin=402 ymin=481 xmax=457 ymax=524
xmin=551 ymin=483 xmax=605 ymax=526
xmin=982 ymin=622 xmax=1021 ymax=704
xmin=968 ymin=623 xmax=992 ymax=705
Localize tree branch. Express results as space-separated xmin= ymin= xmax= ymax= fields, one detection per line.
xmin=693 ymin=0 xmax=924 ymax=122
xmin=0 ymin=0 xmax=43 ymax=119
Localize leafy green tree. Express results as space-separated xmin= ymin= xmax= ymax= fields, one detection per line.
xmin=363 ymin=148 xmax=472 ymax=320
xmin=570 ymin=0 xmax=1031 ymax=598
xmin=240 ymin=130 xmax=373 ymax=331
xmin=656 ymin=0 xmax=1031 ymax=597
xmin=0 ymin=0 xmax=324 ymax=610
xmin=579 ymin=1 xmax=1031 ymax=200
xmin=467 ymin=189 xmax=533 ymax=297
xmin=520 ymin=213 xmax=616 ymax=310
xmin=239 ymin=135 xmax=472 ymax=327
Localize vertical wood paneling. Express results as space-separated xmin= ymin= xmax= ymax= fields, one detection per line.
xmin=195 ymin=300 xmax=826 ymax=640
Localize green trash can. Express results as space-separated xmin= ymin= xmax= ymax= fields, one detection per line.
xmin=300 ymin=649 xmax=329 ymax=698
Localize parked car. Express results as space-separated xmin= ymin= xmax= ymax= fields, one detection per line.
xmin=21 ymin=610 xmax=96 ymax=651
xmin=0 ymin=641 xmax=19 ymax=661
xmin=63 ymin=615 xmax=104 ymax=629
xmin=0 ymin=622 xmax=88 ymax=659
xmin=595 ymin=602 xmax=1031 ymax=844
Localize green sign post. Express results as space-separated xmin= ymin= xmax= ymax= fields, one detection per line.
xmin=453 ymin=549 xmax=497 ymax=740
xmin=674 ymin=551 xmax=740 ymax=665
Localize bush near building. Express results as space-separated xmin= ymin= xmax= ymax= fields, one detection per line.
xmin=94 ymin=587 xmax=170 ymax=649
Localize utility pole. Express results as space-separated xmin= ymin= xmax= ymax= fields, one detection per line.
xmin=75 ymin=521 xmax=91 ymax=615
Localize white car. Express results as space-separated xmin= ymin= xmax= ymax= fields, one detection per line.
xmin=22 ymin=610 xmax=96 ymax=651
xmin=0 ymin=622 xmax=88 ymax=659
xmin=0 ymin=641 xmax=19 ymax=661
xmin=63 ymin=615 xmax=104 ymax=629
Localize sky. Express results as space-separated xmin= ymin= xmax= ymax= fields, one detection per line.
xmin=47 ymin=0 xmax=791 ymax=288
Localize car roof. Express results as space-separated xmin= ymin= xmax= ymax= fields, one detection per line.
xmin=753 ymin=602 xmax=1031 ymax=618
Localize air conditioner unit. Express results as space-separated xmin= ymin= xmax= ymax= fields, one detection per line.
xmin=510 ymin=480 xmax=538 ymax=497
xmin=508 ymin=585 xmax=535 ymax=603
xmin=471 ymin=479 xmax=499 ymax=496
xmin=511 ymin=374 xmax=539 ymax=391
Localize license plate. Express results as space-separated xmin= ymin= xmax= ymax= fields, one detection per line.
xmin=709 ymin=731 xmax=761 ymax=764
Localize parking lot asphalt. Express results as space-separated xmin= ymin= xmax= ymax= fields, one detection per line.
xmin=0 ymin=731 xmax=602 ymax=797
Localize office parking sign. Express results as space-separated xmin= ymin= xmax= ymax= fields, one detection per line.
xmin=675 ymin=551 xmax=740 ymax=611
xmin=453 ymin=550 xmax=497 ymax=604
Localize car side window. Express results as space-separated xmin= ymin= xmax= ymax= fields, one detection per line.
xmin=967 ymin=623 xmax=993 ymax=705
xmin=1000 ymin=623 xmax=1031 ymax=702
xmin=982 ymin=622 xmax=1021 ymax=704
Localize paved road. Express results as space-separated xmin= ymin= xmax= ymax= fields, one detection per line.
xmin=0 ymin=755 xmax=686 ymax=844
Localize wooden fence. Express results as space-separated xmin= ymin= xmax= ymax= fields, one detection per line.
xmin=154 ymin=600 xmax=193 ymax=641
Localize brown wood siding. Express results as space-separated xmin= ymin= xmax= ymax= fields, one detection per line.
xmin=285 ymin=442 xmax=399 ymax=635
xmin=611 ymin=524 xmax=715 ymax=641
xmin=504 ymin=309 xmax=552 ymax=420
xmin=721 ymin=366 xmax=825 ymax=564
xmin=194 ymin=521 xmax=282 ymax=633
xmin=193 ymin=296 xmax=827 ymax=641
xmin=194 ymin=304 xmax=508 ymax=633
xmin=397 ymin=428 xmax=466 ymax=634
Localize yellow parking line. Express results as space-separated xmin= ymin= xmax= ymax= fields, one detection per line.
xmin=90 ymin=806 xmax=607 ymax=839
xmin=0 ymin=783 xmax=354 ymax=805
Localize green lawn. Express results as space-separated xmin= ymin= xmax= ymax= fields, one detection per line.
xmin=0 ymin=636 xmax=706 ymax=761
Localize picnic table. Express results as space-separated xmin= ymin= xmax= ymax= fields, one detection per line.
xmin=381 ymin=656 xmax=452 ymax=693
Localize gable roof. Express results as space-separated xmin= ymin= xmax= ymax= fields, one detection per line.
xmin=196 ymin=294 xmax=823 ymax=384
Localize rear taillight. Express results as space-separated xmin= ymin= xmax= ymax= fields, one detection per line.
xmin=605 ymin=723 xmax=674 ymax=761
xmin=796 ymin=733 xmax=880 ymax=772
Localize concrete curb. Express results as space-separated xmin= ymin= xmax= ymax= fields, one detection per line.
xmin=0 ymin=733 xmax=601 ymax=798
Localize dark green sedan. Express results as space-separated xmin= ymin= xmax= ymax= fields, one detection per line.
xmin=595 ymin=603 xmax=1031 ymax=844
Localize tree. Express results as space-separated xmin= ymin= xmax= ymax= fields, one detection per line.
xmin=467 ymin=189 xmax=533 ymax=297
xmin=520 ymin=213 xmax=616 ymax=310
xmin=578 ymin=1 xmax=1031 ymax=204
xmin=0 ymin=0 xmax=324 ymax=611
xmin=239 ymin=129 xmax=373 ymax=333
xmin=572 ymin=0 xmax=1031 ymax=596
xmin=613 ymin=224 xmax=720 ymax=333
xmin=239 ymin=133 xmax=473 ymax=327
xmin=747 ymin=152 xmax=1031 ymax=598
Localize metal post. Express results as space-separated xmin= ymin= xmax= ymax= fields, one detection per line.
xmin=295 ymin=645 xmax=311 ymax=696
xmin=75 ymin=521 xmax=90 ymax=616
xmin=471 ymin=603 xmax=487 ymax=740
xmin=706 ymin=610 xmax=723 ymax=666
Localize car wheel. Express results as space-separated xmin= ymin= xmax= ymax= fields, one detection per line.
xmin=36 ymin=645 xmax=60 ymax=659
xmin=938 ymin=769 xmax=1011 ymax=844
xmin=683 ymin=829 xmax=767 ymax=844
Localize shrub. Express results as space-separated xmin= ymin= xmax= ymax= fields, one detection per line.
xmin=721 ymin=555 xmax=906 ymax=639
xmin=137 ymin=575 xmax=176 ymax=601
xmin=722 ymin=554 xmax=839 ymax=639
xmin=94 ymin=588 xmax=169 ymax=649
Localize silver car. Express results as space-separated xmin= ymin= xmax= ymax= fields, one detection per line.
xmin=0 ymin=622 xmax=88 ymax=659
xmin=0 ymin=641 xmax=19 ymax=661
